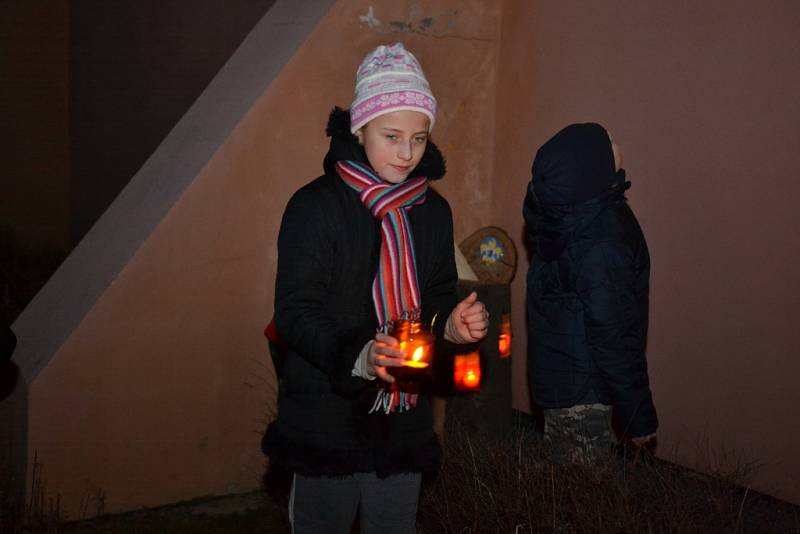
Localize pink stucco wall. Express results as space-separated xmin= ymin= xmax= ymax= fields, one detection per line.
xmin=27 ymin=0 xmax=502 ymax=516
xmin=23 ymin=0 xmax=800 ymax=517
xmin=494 ymin=0 xmax=800 ymax=505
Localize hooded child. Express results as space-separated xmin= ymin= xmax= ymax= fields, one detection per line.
xmin=523 ymin=123 xmax=657 ymax=461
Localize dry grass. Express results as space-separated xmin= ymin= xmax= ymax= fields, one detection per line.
xmin=4 ymin=417 xmax=799 ymax=533
xmin=1 ymin=453 xmax=62 ymax=534
xmin=418 ymin=418 xmax=800 ymax=533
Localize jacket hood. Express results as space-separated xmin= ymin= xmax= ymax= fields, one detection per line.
xmin=531 ymin=123 xmax=620 ymax=207
xmin=523 ymin=123 xmax=630 ymax=261
xmin=322 ymin=107 xmax=446 ymax=181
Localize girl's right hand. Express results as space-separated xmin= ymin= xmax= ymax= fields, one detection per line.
xmin=368 ymin=333 xmax=406 ymax=383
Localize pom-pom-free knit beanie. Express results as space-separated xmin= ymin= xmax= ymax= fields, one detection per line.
xmin=350 ymin=43 xmax=437 ymax=133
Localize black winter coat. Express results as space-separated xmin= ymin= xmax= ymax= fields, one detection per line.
xmin=523 ymin=123 xmax=658 ymax=438
xmin=262 ymin=108 xmax=458 ymax=477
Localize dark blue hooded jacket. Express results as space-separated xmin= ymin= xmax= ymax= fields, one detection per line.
xmin=523 ymin=123 xmax=657 ymax=438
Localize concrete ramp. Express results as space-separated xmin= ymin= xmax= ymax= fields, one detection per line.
xmin=5 ymin=0 xmax=335 ymax=516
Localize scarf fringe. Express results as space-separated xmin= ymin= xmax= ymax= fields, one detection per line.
xmin=369 ymin=388 xmax=419 ymax=415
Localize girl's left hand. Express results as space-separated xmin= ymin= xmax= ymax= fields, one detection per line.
xmin=444 ymin=291 xmax=489 ymax=344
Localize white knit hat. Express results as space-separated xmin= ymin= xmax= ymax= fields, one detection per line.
xmin=349 ymin=43 xmax=437 ymax=133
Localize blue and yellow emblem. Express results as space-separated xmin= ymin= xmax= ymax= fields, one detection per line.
xmin=479 ymin=237 xmax=505 ymax=265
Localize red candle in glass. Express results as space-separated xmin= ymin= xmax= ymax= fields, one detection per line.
xmin=498 ymin=313 xmax=512 ymax=359
xmin=454 ymin=351 xmax=481 ymax=391
xmin=387 ymin=320 xmax=434 ymax=379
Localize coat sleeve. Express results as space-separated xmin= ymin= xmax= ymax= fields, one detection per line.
xmin=274 ymin=186 xmax=374 ymax=396
xmin=576 ymin=242 xmax=657 ymax=438
xmin=418 ymin=200 xmax=467 ymax=355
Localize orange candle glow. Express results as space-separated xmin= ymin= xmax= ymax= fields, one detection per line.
xmin=498 ymin=334 xmax=511 ymax=358
xmin=404 ymin=345 xmax=429 ymax=367
xmin=498 ymin=313 xmax=512 ymax=358
xmin=389 ymin=320 xmax=434 ymax=378
xmin=397 ymin=339 xmax=431 ymax=368
xmin=454 ymin=352 xmax=481 ymax=391
xmin=463 ymin=368 xmax=480 ymax=388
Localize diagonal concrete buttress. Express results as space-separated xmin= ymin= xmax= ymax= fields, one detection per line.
xmin=3 ymin=0 xmax=335 ymax=517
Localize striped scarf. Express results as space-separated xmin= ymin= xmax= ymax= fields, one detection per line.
xmin=336 ymin=159 xmax=428 ymax=414
xmin=336 ymin=160 xmax=428 ymax=329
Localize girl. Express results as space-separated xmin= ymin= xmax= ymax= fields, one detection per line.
xmin=262 ymin=43 xmax=489 ymax=533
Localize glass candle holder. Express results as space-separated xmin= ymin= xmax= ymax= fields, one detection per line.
xmin=498 ymin=313 xmax=512 ymax=358
xmin=387 ymin=319 xmax=434 ymax=380
xmin=454 ymin=351 xmax=481 ymax=391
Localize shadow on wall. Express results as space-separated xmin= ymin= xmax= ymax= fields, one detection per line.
xmin=69 ymin=0 xmax=279 ymax=244
xmin=1 ymin=325 xmax=18 ymax=401
xmin=0 ymin=229 xmax=71 ymax=326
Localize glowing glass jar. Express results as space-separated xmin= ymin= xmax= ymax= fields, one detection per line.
xmin=387 ymin=319 xmax=434 ymax=380
xmin=498 ymin=313 xmax=512 ymax=358
xmin=454 ymin=351 xmax=481 ymax=391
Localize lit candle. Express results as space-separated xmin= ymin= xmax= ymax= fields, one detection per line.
xmin=454 ymin=351 xmax=481 ymax=391
xmin=389 ymin=320 xmax=434 ymax=379
xmin=498 ymin=313 xmax=512 ymax=358
xmin=396 ymin=340 xmax=430 ymax=368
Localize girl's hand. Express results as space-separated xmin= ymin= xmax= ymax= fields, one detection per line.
xmin=444 ymin=291 xmax=489 ymax=344
xmin=368 ymin=333 xmax=406 ymax=383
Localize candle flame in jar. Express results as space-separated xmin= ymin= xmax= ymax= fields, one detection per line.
xmin=464 ymin=369 xmax=479 ymax=387
xmin=498 ymin=333 xmax=512 ymax=358
xmin=454 ymin=351 xmax=481 ymax=391
xmin=498 ymin=313 xmax=512 ymax=358
xmin=391 ymin=320 xmax=433 ymax=373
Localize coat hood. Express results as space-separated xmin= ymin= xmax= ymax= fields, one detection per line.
xmin=322 ymin=107 xmax=446 ymax=181
xmin=530 ymin=123 xmax=620 ymax=207
xmin=523 ymin=123 xmax=630 ymax=261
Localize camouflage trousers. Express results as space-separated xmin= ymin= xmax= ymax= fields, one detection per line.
xmin=543 ymin=403 xmax=612 ymax=463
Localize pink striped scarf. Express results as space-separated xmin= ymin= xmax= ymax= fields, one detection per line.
xmin=336 ymin=160 xmax=428 ymax=329
xmin=336 ymin=159 xmax=428 ymax=414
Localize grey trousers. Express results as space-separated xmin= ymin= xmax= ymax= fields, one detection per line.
xmin=289 ymin=471 xmax=422 ymax=534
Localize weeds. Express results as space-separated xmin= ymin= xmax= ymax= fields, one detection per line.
xmin=5 ymin=417 xmax=798 ymax=533
xmin=418 ymin=418 xmax=800 ymax=533
xmin=1 ymin=452 xmax=62 ymax=534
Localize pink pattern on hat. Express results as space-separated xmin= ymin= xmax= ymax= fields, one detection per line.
xmin=350 ymin=43 xmax=437 ymax=133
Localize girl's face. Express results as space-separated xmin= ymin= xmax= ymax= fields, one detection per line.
xmin=356 ymin=110 xmax=430 ymax=184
